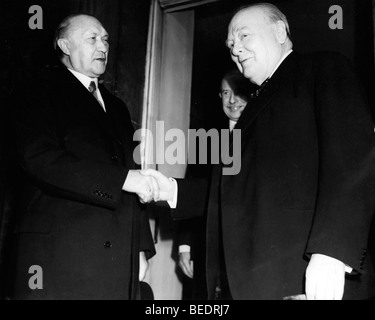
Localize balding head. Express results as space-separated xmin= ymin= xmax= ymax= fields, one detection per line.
xmin=54 ymin=14 xmax=99 ymax=50
xmin=54 ymin=14 xmax=109 ymax=78
xmin=233 ymin=3 xmax=292 ymax=42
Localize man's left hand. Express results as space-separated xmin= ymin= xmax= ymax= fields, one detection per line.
xmin=305 ymin=253 xmax=345 ymax=300
xmin=139 ymin=251 xmax=149 ymax=282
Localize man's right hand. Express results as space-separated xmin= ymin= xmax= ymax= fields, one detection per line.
xmin=140 ymin=169 xmax=175 ymax=202
xmin=122 ymin=169 xmax=159 ymax=203
xmin=179 ymin=252 xmax=194 ymax=279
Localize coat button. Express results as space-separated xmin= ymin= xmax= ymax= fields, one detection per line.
xmin=104 ymin=241 xmax=112 ymax=248
xmin=111 ymin=155 xmax=118 ymax=162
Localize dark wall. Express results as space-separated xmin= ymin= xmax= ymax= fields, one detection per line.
xmin=190 ymin=0 xmax=375 ymax=131
xmin=0 ymin=0 xmax=74 ymax=299
xmin=116 ymin=1 xmax=151 ymax=129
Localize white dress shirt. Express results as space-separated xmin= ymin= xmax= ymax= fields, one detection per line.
xmin=229 ymin=120 xmax=237 ymax=132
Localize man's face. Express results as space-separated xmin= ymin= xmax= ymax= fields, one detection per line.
xmin=226 ymin=8 xmax=282 ymax=85
xmin=220 ymin=78 xmax=248 ymax=122
xmin=65 ymin=16 xmax=109 ymax=77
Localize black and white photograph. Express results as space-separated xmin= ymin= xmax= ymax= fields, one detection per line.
xmin=1 ymin=0 xmax=375 ymax=308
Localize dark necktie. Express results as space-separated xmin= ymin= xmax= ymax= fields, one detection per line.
xmin=88 ymin=81 xmax=105 ymax=110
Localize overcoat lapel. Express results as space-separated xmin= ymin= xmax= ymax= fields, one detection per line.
xmin=234 ymin=76 xmax=281 ymax=139
xmin=99 ymin=85 xmax=127 ymax=146
xmin=57 ymin=67 xmax=119 ymax=141
xmin=234 ymin=52 xmax=297 ymax=135
xmin=100 ymin=85 xmax=137 ymax=169
xmin=222 ymin=72 xmax=281 ymax=167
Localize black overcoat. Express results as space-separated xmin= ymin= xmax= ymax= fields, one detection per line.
xmin=175 ymin=52 xmax=375 ymax=300
xmin=8 ymin=66 xmax=155 ymax=300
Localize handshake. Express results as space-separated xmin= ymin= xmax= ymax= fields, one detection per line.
xmin=122 ymin=169 xmax=176 ymax=204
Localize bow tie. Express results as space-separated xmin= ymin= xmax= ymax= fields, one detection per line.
xmin=250 ymin=78 xmax=270 ymax=98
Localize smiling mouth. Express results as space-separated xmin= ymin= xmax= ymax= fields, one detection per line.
xmin=240 ymin=56 xmax=254 ymax=65
xmin=228 ymin=105 xmax=245 ymax=112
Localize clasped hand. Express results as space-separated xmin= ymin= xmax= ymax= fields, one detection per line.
xmin=123 ymin=169 xmax=175 ymax=203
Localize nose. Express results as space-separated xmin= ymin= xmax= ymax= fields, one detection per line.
xmin=229 ymin=93 xmax=237 ymax=104
xmin=97 ymin=39 xmax=109 ymax=53
xmin=231 ymin=41 xmax=243 ymax=57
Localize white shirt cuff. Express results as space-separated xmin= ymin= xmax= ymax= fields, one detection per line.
xmin=179 ymin=245 xmax=191 ymax=254
xmin=345 ymin=265 xmax=353 ymax=273
xmin=167 ymin=177 xmax=178 ymax=208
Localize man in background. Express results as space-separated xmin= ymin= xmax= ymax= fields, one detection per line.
xmin=176 ymin=69 xmax=250 ymax=300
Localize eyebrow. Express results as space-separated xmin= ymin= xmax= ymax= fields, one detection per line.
xmin=236 ymin=26 xmax=250 ymax=33
xmin=85 ymin=30 xmax=109 ymax=37
xmin=226 ymin=26 xmax=250 ymax=44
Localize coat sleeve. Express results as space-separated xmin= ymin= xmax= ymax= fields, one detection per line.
xmin=175 ymin=220 xmax=194 ymax=247
xmin=138 ymin=207 xmax=156 ymax=259
xmin=11 ymin=76 xmax=128 ymax=210
xmin=305 ymin=52 xmax=375 ymax=272
xmin=170 ymin=177 xmax=210 ymax=220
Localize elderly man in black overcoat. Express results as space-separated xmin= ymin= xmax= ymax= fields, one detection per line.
xmin=145 ymin=3 xmax=375 ymax=300
xmin=7 ymin=14 xmax=158 ymax=300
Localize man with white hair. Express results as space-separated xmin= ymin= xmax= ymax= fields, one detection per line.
xmin=146 ymin=2 xmax=375 ymax=300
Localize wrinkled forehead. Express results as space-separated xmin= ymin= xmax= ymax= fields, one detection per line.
xmin=69 ymin=15 xmax=108 ymax=38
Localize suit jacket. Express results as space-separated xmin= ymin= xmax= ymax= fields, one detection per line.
xmin=7 ymin=65 xmax=155 ymax=300
xmin=174 ymin=52 xmax=375 ymax=300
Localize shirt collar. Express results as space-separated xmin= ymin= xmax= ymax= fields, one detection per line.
xmin=67 ymin=68 xmax=98 ymax=91
xmin=229 ymin=120 xmax=237 ymax=132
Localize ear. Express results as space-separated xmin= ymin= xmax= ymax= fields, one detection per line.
xmin=219 ymin=92 xmax=222 ymax=99
xmin=57 ymin=38 xmax=71 ymax=55
xmin=274 ymin=21 xmax=288 ymax=44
